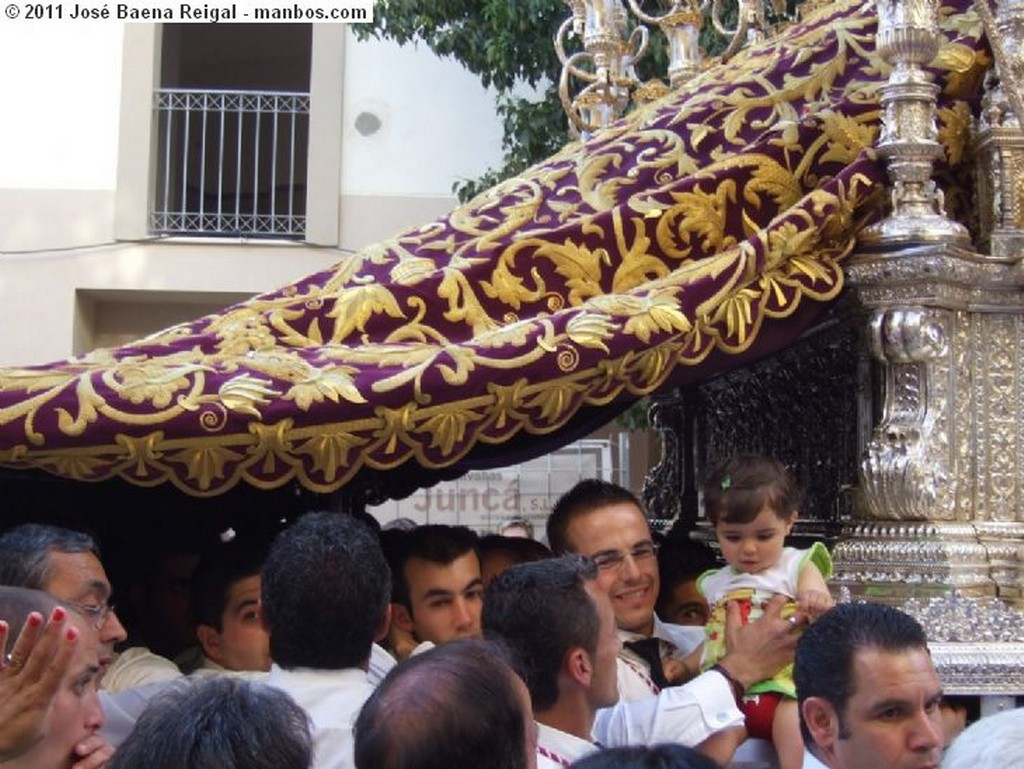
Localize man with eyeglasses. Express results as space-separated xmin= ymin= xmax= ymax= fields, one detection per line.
xmin=547 ymin=480 xmax=801 ymax=763
xmin=0 ymin=523 xmax=180 ymax=693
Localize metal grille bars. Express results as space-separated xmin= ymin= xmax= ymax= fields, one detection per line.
xmin=151 ymin=89 xmax=310 ymax=239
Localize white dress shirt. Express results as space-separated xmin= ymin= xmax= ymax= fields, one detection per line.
xmin=266 ymin=664 xmax=376 ymax=769
xmin=593 ymin=615 xmax=744 ymax=747
xmin=535 ymin=722 xmax=599 ymax=768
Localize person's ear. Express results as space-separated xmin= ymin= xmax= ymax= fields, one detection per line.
xmin=196 ymin=624 xmax=223 ymax=664
xmin=392 ymin=602 xmax=416 ymax=635
xmin=565 ymin=647 xmax=592 ymax=687
xmin=802 ymin=696 xmax=839 ymax=757
xmin=373 ymin=604 xmax=392 ymax=643
xmin=785 ymin=512 xmax=798 ymax=535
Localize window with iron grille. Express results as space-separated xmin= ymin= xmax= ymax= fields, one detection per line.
xmin=151 ymin=24 xmax=311 ymax=239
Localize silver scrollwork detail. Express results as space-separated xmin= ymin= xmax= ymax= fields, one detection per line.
xmin=860 ymin=308 xmax=955 ymax=521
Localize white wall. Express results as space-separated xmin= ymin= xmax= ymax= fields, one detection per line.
xmin=0 ymin=24 xmax=123 ymax=190
xmin=341 ymin=30 xmax=505 ymax=197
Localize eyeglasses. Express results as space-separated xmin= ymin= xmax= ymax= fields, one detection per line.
xmin=587 ymin=541 xmax=659 ymax=572
xmin=72 ymin=601 xmax=117 ymax=630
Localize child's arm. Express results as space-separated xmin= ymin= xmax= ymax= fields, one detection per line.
xmin=664 ymin=643 xmax=704 ymax=685
xmin=796 ymin=561 xmax=833 ymax=620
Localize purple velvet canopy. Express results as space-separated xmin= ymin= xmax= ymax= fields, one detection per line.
xmin=0 ymin=0 xmax=989 ymax=497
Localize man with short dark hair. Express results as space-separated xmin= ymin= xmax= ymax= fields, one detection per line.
xmin=108 ymin=677 xmax=313 ymax=769
xmin=794 ymin=602 xmax=945 ymax=769
xmin=483 ymin=557 xmax=616 ymax=767
xmin=386 ymin=524 xmax=484 ymax=655
xmin=190 ymin=544 xmax=270 ymax=675
xmin=354 ymin=639 xmax=537 ymax=769
xmin=262 ymin=512 xmax=392 ymax=769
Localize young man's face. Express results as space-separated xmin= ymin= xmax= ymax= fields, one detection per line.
xmin=564 ymin=503 xmax=659 ymax=636
xmin=198 ymin=574 xmax=271 ymax=672
xmin=584 ymin=581 xmax=623 ymax=710
xmin=803 ymin=646 xmax=944 ymax=769
xmin=44 ymin=550 xmax=128 ymax=672
xmin=657 ymin=578 xmax=709 ymax=627
xmin=395 ymin=551 xmax=484 ymax=645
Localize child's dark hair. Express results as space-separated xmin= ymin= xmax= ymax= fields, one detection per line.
xmin=702 ymin=455 xmax=803 ymax=526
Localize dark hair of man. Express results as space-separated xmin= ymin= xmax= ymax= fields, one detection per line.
xmin=483 ymin=556 xmax=599 ymax=711
xmin=261 ymin=511 xmax=390 ymax=670
xmin=546 ymin=479 xmax=644 ymax=555
xmin=108 ymin=677 xmax=313 ymax=769
xmin=354 ymin=639 xmax=528 ymax=769
xmin=701 ymin=455 xmax=803 ymax=526
xmin=191 ymin=543 xmax=267 ymax=631
xmin=0 ymin=524 xmax=100 ymax=589
xmin=794 ymin=602 xmax=930 ymax=747
xmin=389 ymin=524 xmax=479 ymax=611
xmin=569 ymin=744 xmax=722 ymax=769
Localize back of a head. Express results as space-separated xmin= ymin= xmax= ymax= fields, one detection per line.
xmin=941 ymin=708 xmax=1024 ymax=769
xmin=109 ymin=677 xmax=313 ymax=769
xmin=794 ymin=602 xmax=929 ymax=747
xmin=354 ymin=639 xmax=529 ymax=769
xmin=478 ymin=535 xmax=552 ymax=569
xmin=547 ymin=479 xmax=642 ymax=554
xmin=261 ymin=512 xmax=390 ymax=670
xmin=483 ymin=556 xmax=598 ymax=710
xmin=570 ymin=745 xmax=722 ymax=769
xmin=391 ymin=524 xmax=479 ymax=608
xmin=0 ymin=524 xmax=98 ymax=589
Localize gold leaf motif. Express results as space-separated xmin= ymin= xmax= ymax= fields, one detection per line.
xmin=818 ymin=111 xmax=878 ymax=166
xmin=480 ymin=244 xmax=546 ymax=309
xmin=294 ymin=431 xmax=370 ymax=482
xmin=167 ymin=444 xmax=244 ymax=490
xmin=219 ymin=375 xmax=280 ymax=418
xmin=611 ymin=213 xmax=672 ymax=292
xmin=284 ymin=366 xmax=367 ymax=411
xmin=390 ymin=256 xmax=437 ymax=285
xmin=107 ymin=361 xmax=208 ymax=408
xmin=417 ymin=406 xmax=483 ymax=456
xmin=533 ymin=239 xmax=611 ymax=306
xmin=658 ymin=181 xmax=739 ymax=257
xmin=711 ymin=286 xmax=762 ymax=344
xmin=566 ymin=313 xmax=618 ymax=353
xmin=524 ymin=381 xmax=584 ymax=424
xmin=326 ymin=285 xmax=406 ymax=343
xmin=622 ymin=289 xmax=694 ymax=343
xmin=936 ymin=101 xmax=972 ymax=167
xmin=41 ymin=453 xmax=108 ymax=480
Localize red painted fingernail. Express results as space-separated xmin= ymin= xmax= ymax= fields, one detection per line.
xmin=52 ymin=606 xmax=66 ymax=622
xmin=27 ymin=612 xmax=43 ymax=628
xmin=66 ymin=627 xmax=79 ymax=641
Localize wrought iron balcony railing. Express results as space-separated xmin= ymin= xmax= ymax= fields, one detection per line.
xmin=151 ymin=89 xmax=310 ymax=239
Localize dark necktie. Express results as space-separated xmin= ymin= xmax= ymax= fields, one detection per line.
xmin=624 ymin=637 xmax=669 ymax=690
